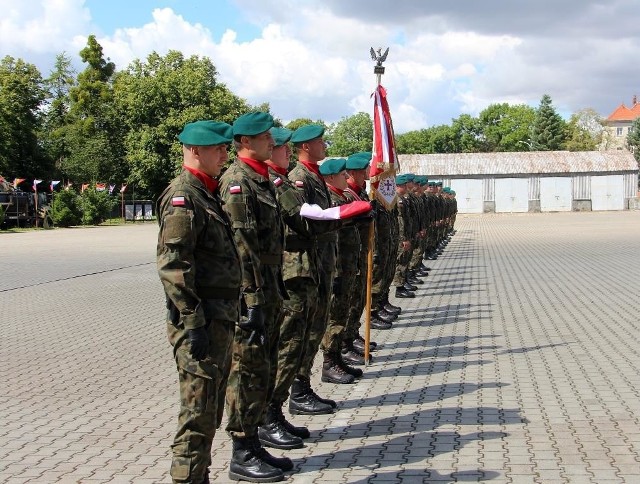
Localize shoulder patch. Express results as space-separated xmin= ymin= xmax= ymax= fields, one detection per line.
xmin=273 ymin=177 xmax=283 ymax=187
xmin=295 ymin=180 xmax=304 ymax=188
xmin=171 ymin=196 xmax=185 ymax=207
xmin=229 ymin=185 xmax=242 ymax=194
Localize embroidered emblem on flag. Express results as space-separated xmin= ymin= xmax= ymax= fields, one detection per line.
xmin=230 ymin=185 xmax=242 ymax=194
xmin=273 ymin=177 xmax=283 ymax=187
xmin=295 ymin=180 xmax=304 ymax=187
xmin=172 ymin=196 xmax=185 ymax=206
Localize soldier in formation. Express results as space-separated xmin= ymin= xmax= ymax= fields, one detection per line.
xmin=158 ymin=118 xmax=457 ymax=483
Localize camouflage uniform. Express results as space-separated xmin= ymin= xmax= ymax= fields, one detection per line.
xmin=157 ymin=168 xmax=242 ymax=484
xmin=267 ymin=166 xmax=338 ymax=404
xmin=219 ymin=160 xmax=286 ymax=440
xmin=371 ymin=202 xmax=395 ymax=307
xmin=289 ymin=162 xmax=338 ymax=381
xmin=344 ymin=182 xmax=371 ymax=340
xmin=321 ymin=186 xmax=361 ymax=354
xmin=393 ymin=193 xmax=416 ymax=287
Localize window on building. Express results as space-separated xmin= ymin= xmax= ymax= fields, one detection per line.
xmin=617 ymin=127 xmax=623 ymax=136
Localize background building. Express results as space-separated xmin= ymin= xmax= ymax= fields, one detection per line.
xmin=601 ymin=96 xmax=640 ymax=150
xmin=399 ymin=151 xmax=638 ymax=213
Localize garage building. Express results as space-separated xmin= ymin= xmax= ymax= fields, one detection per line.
xmin=398 ymin=151 xmax=639 ymax=213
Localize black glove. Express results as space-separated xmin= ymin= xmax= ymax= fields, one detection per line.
xmin=238 ymin=306 xmax=265 ymax=333
xmin=188 ymin=326 xmax=209 ymax=361
xmin=332 ymin=276 xmax=343 ymax=296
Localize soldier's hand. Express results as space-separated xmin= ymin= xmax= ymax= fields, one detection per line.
xmin=332 ymin=276 xmax=343 ymax=296
xmin=238 ymin=306 xmax=265 ymax=333
xmin=188 ymin=326 xmax=209 ymax=361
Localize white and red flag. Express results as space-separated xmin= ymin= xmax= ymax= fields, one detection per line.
xmin=370 ymin=84 xmax=398 ymax=208
xmin=299 ymin=201 xmax=372 ymax=221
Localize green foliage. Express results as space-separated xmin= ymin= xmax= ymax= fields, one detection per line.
xmin=78 ymin=188 xmax=116 ymax=225
xmin=61 ymin=36 xmax=125 ymax=185
xmin=627 ymin=118 xmax=640 ymax=163
xmin=41 ymin=53 xmax=76 ymax=172
xmin=564 ymin=108 xmax=603 ymax=151
xmin=285 ymin=118 xmax=324 ymax=131
xmin=0 ymin=56 xmax=49 ymax=178
xmin=531 ymin=94 xmax=567 ymax=151
xmin=114 ymin=50 xmax=251 ymax=198
xmin=478 ymin=103 xmax=536 ymax=151
xmin=51 ymin=189 xmax=81 ymax=227
xmin=325 ymin=112 xmax=373 ymax=156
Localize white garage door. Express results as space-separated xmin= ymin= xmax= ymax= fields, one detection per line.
xmin=450 ymin=179 xmax=483 ymax=213
xmin=591 ymin=175 xmax=624 ymax=211
xmin=540 ymin=177 xmax=572 ymax=212
xmin=495 ymin=178 xmax=529 ymax=213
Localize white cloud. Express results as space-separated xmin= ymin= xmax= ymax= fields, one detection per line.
xmin=2 ymin=0 xmax=640 ymax=133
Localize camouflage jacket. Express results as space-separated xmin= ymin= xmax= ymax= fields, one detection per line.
xmin=220 ymin=160 xmax=286 ymax=307
xmin=328 ymin=186 xmax=361 ymax=275
xmin=156 ymin=169 xmax=242 ymax=328
xmin=288 ymin=162 xmax=338 ymax=276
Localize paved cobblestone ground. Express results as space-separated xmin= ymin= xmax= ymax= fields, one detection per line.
xmin=1 ymin=212 xmax=640 ymax=483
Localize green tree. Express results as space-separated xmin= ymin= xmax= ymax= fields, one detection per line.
xmin=0 ymin=56 xmax=47 ymax=178
xmin=396 ymin=129 xmax=432 ymax=154
xmin=450 ymin=114 xmax=483 ymax=152
xmin=41 ymin=53 xmax=76 ymax=174
xmin=478 ymin=103 xmax=536 ymax=151
xmin=79 ymin=187 xmax=116 ymax=225
xmin=627 ymin=117 xmax=640 ymax=163
xmin=564 ymin=108 xmax=603 ymax=151
xmin=114 ymin=50 xmax=251 ymax=198
xmin=62 ymin=35 xmax=125 ymax=184
xmin=51 ymin=188 xmax=81 ymax=227
xmin=285 ymin=118 xmax=324 ymax=131
xmin=531 ymin=94 xmax=566 ymax=151
xmin=325 ymin=112 xmax=373 ymax=156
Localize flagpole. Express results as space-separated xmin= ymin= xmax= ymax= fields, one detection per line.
xmin=364 ymin=47 xmax=390 ymax=365
xmin=34 ymin=182 xmax=39 ymax=228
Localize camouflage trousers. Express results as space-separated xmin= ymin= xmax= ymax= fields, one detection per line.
xmin=393 ymin=242 xmax=413 ymax=286
xmin=298 ymin=266 xmax=334 ymax=379
xmin=372 ymin=234 xmax=394 ymax=306
xmin=345 ymin=250 xmax=369 ymax=340
xmin=322 ymin=269 xmax=358 ymax=353
xmin=225 ymin=297 xmax=281 ymax=438
xmin=167 ymin=319 xmax=234 ymax=484
xmin=272 ymin=276 xmax=316 ymax=404
xmin=410 ymin=235 xmax=425 ymax=270
xmin=374 ymin=239 xmax=399 ymax=306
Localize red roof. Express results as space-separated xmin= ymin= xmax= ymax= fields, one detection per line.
xmin=607 ymin=103 xmax=640 ymax=121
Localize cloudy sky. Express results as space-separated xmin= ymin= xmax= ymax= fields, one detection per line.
xmin=1 ymin=0 xmax=637 ymax=133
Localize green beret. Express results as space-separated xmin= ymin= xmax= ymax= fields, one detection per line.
xmin=319 ymin=158 xmax=346 ymax=175
xmin=346 ymin=152 xmax=371 ymax=170
xmin=178 ymin=120 xmax=233 ymax=146
xmin=270 ymin=127 xmax=292 ymax=147
xmin=232 ymin=112 xmax=274 ymax=136
xmin=396 ymin=174 xmax=409 ymax=185
xmin=404 ymin=173 xmax=415 ymax=182
xmin=415 ymin=175 xmax=428 ymax=186
xmin=291 ymin=124 xmax=325 ymax=144
xmin=428 ymin=181 xmax=436 ymax=187
xmin=436 ymin=181 xmax=443 ymax=186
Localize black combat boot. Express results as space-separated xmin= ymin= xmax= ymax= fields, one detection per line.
xmin=373 ymin=308 xmax=395 ymax=323
xmin=370 ymin=316 xmax=393 ymax=329
xmin=321 ymin=353 xmax=355 ymax=384
xmin=288 ymin=377 xmax=334 ymax=415
xmin=249 ymin=435 xmax=294 ymax=472
xmin=271 ymin=401 xmax=310 ymax=439
xmin=403 ymin=281 xmax=418 ymax=291
xmin=341 ymin=340 xmax=366 ymax=365
xmin=258 ymin=404 xmax=304 ymax=450
xmin=407 ymin=271 xmax=424 ymax=285
xmin=353 ymin=334 xmax=377 ymax=352
xmin=381 ymin=295 xmax=401 ymax=315
xmin=229 ymin=436 xmax=284 ymax=482
xmin=377 ymin=303 xmax=398 ymax=321
xmin=338 ymin=351 xmax=364 ymax=377
xmin=395 ymin=286 xmax=415 ymax=298
xmin=301 ymin=376 xmax=337 ymax=408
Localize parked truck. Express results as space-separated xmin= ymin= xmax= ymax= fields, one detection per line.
xmin=0 ymin=178 xmax=53 ymax=229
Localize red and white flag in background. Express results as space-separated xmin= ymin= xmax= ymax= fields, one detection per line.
xmin=370 ymin=84 xmax=399 ymax=208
